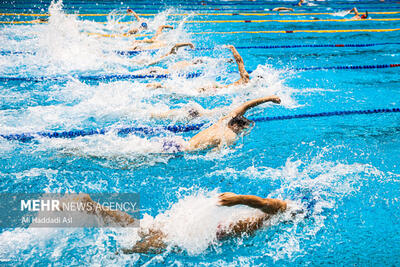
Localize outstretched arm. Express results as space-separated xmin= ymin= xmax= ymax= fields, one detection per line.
xmin=147 ymin=42 xmax=195 ymax=66
xmin=150 ymin=25 xmax=174 ymax=41
xmin=127 ymin=9 xmax=141 ymax=21
xmin=169 ymin=42 xmax=195 ymax=54
xmin=349 ymin=7 xmax=359 ymax=16
xmin=228 ymin=96 xmax=281 ymax=118
xmin=219 ymin=193 xmax=287 ymax=214
xmin=224 ymin=45 xmax=249 ymax=82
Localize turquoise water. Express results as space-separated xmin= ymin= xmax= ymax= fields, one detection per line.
xmin=1 ymin=0 xmax=400 ymax=265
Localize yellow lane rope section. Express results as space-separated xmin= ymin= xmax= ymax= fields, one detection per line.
xmin=1 ymin=11 xmax=400 ymax=17
xmin=3 ymin=17 xmax=400 ymax=24
xmin=194 ymin=28 xmax=400 ymax=34
xmin=86 ymin=28 xmax=400 ymax=38
xmin=185 ymin=18 xmax=400 ymax=23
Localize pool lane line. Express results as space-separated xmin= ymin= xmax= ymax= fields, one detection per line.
xmin=1 ymin=11 xmax=400 ymax=17
xmin=4 ymin=17 xmax=400 ymax=24
xmin=116 ymin=42 xmax=400 ymax=55
xmin=1 ymin=63 xmax=399 ymax=82
xmin=85 ymin=28 xmax=400 ymax=38
xmin=2 ymin=108 xmax=400 ymax=142
xmin=4 ymin=42 xmax=400 ymax=56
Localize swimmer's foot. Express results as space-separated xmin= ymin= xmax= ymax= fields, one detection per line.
xmin=146 ymin=82 xmax=163 ymax=89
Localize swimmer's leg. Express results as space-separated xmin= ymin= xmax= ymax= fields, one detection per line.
xmin=122 ymin=229 xmax=166 ymax=254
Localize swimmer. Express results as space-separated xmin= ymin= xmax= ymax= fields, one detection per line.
xmin=146 ymin=45 xmax=250 ymax=92
xmin=272 ymin=7 xmax=294 ymax=12
xmin=126 ymin=9 xmax=148 ymax=34
xmin=297 ymin=0 xmax=305 ymax=6
xmin=348 ymin=7 xmax=369 ymax=20
xmin=131 ymin=25 xmax=174 ymax=51
xmin=30 ymin=17 xmax=49 ymax=23
xmin=158 ymin=96 xmax=281 ymax=153
xmin=70 ymin=192 xmax=287 ymax=254
xmin=183 ymin=95 xmax=281 ymax=151
xmin=196 ymin=45 xmax=250 ymax=92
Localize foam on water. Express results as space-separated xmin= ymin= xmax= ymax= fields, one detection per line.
xmin=332 ymin=10 xmax=351 ymax=17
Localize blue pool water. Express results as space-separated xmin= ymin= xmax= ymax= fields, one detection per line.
xmin=1 ymin=0 xmax=400 ymax=265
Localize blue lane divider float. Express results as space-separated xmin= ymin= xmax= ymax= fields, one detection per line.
xmin=3 ymin=42 xmax=400 ymax=56
xmin=2 ymin=107 xmax=399 ymax=142
xmin=0 ymin=72 xmax=203 ymax=82
xmin=116 ymin=42 xmax=400 ymax=55
xmin=1 ymin=63 xmax=399 ymax=82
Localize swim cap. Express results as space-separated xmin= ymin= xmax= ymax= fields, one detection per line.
xmin=141 ymin=22 xmax=148 ymax=29
xmin=361 ymin=11 xmax=368 ymax=19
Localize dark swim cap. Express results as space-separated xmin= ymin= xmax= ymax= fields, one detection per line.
xmin=141 ymin=22 xmax=148 ymax=29
xmin=228 ymin=116 xmax=253 ymax=133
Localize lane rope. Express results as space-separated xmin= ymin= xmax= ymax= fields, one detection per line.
xmin=3 ymin=42 xmax=400 ymax=56
xmin=2 ymin=108 xmax=399 ymax=142
xmin=116 ymin=42 xmax=400 ymax=55
xmin=3 ymin=17 xmax=400 ymax=24
xmin=86 ymin=28 xmax=400 ymax=37
xmin=1 ymin=63 xmax=398 ymax=82
xmin=1 ymin=11 xmax=400 ymax=16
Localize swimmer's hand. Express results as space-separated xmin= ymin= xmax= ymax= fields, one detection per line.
xmin=221 ymin=44 xmax=234 ymax=50
xmin=218 ymin=192 xmax=241 ymax=206
xmin=270 ymin=95 xmax=281 ymax=104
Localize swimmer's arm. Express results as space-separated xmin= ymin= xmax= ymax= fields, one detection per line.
xmin=71 ymin=194 xmax=136 ymax=227
xmin=150 ymin=109 xmax=180 ymax=119
xmin=150 ymin=25 xmax=174 ymax=41
xmin=225 ymin=45 xmax=249 ymax=81
xmin=228 ymin=96 xmax=281 ymax=118
xmin=148 ymin=42 xmax=195 ymax=66
xmin=219 ymin=193 xmax=287 ymax=214
xmin=349 ymin=7 xmax=359 ymax=15
xmin=168 ymin=42 xmax=195 ymax=54
xmin=298 ymin=0 xmax=304 ymax=6
xmin=127 ymin=9 xmax=141 ymax=21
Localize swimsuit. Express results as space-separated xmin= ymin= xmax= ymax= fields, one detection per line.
xmin=162 ymin=139 xmax=183 ymax=153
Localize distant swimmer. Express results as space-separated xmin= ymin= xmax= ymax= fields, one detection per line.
xmin=348 ymin=7 xmax=369 ymax=20
xmin=196 ymin=45 xmax=250 ymax=92
xmin=297 ymin=0 xmax=305 ymax=6
xmin=131 ymin=25 xmax=174 ymax=51
xmin=30 ymin=17 xmax=49 ymax=23
xmin=147 ymin=45 xmax=250 ymax=92
xmin=158 ymin=96 xmax=281 ymax=153
xmin=272 ymin=7 xmax=294 ymax=12
xmin=126 ymin=9 xmax=148 ymax=34
xmin=70 ymin=192 xmax=287 ymax=254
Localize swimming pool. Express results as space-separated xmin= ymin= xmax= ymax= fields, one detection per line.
xmin=1 ymin=0 xmax=400 ymax=265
